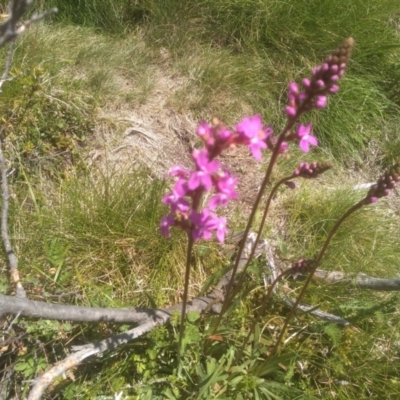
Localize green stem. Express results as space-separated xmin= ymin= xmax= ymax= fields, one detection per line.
xmin=211 ymin=125 xmax=295 ymax=335
xmin=177 ymin=233 xmax=194 ymax=365
xmin=266 ymin=200 xmax=364 ymax=360
xmin=177 ymin=190 xmax=202 ymax=364
xmin=222 ymin=176 xmax=294 ymax=314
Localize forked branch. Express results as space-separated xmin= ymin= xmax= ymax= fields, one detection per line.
xmin=27 ymin=233 xmax=262 ymax=399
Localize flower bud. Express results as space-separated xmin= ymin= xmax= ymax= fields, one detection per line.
xmin=364 ymin=163 xmax=400 ymax=204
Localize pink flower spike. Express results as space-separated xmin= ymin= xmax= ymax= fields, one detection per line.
xmin=297 ymin=123 xmax=318 ymax=153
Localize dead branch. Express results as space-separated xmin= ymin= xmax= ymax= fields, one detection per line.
xmin=27 ymin=233 xmax=261 ymax=399
xmin=282 ymin=297 xmax=349 ymax=325
xmin=1 ymin=254 xmax=397 ymax=327
xmin=0 ymin=38 xmax=15 ymax=91
xmin=314 ymin=269 xmax=400 ymax=291
xmin=0 ymin=0 xmax=58 ymax=48
xmin=0 ymin=140 xmax=26 ymax=298
xmin=0 ymin=236 xmax=391 ymax=398
xmin=0 ymin=0 xmax=57 ymax=297
xmin=0 ymin=293 xmax=169 ymax=323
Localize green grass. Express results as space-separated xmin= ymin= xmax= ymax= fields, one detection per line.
xmin=11 ymin=168 xmax=224 ymax=309
xmin=281 ymin=181 xmax=400 ymax=277
xmin=1 ymin=0 xmax=400 ymax=398
xmin=31 ymin=0 xmax=400 ymax=158
xmin=4 ymin=23 xmax=155 ymax=103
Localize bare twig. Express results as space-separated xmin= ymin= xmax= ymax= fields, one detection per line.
xmin=314 ymin=269 xmax=400 ymax=291
xmin=0 ymin=293 xmax=170 ymax=323
xmin=282 ymin=297 xmax=350 ymax=325
xmin=0 ymin=0 xmax=57 ymax=296
xmin=0 ymin=38 xmax=15 ymax=91
xmin=0 ymin=140 xmax=26 ymax=297
xmin=0 ymin=0 xmax=58 ymax=48
xmin=6 ymin=310 xmax=21 ymax=331
xmin=28 ymin=233 xmax=261 ymax=399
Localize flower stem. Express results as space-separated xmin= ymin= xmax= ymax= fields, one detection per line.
xmin=212 ymin=126 xmax=294 ymax=334
xmin=177 ymin=233 xmax=194 ymax=365
xmin=222 ymin=176 xmax=294 ymax=315
xmin=177 ymin=190 xmax=202 ymax=364
xmin=266 ymin=200 xmax=364 ymax=360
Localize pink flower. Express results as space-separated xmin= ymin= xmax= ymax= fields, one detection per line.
xmin=296 ymin=123 xmax=318 ymax=153
xmin=248 ymin=135 xmax=267 ymax=161
xmin=189 ymin=209 xmax=228 ymax=242
xmin=196 ymin=121 xmax=215 ymax=146
xmin=315 ymin=95 xmax=327 ymax=108
xmin=209 ymin=170 xmax=238 ymax=209
xmin=236 ymin=115 xmax=263 ymax=139
xmin=208 ymin=214 xmax=228 ymax=243
xmin=190 ymin=209 xmax=214 ymax=241
xmin=236 ymin=115 xmax=268 ymax=161
xmin=278 ymin=141 xmax=289 ymax=153
xmin=285 ymin=106 xmax=297 ymax=118
xmin=196 ymin=120 xmax=212 ymax=138
xmin=162 ymin=179 xmax=190 ymax=213
xmin=188 ymin=149 xmax=220 ymax=190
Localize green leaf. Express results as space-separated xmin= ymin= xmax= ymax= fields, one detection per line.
xmin=14 ymin=363 xmax=29 ymax=371
xmin=186 ymin=311 xmax=200 ymax=323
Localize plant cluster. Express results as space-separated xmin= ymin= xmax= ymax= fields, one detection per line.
xmin=160 ymin=36 xmax=400 ymax=389
xmin=0 ymin=65 xmax=95 ymax=175
xmin=1 ymin=2 xmax=400 ymax=399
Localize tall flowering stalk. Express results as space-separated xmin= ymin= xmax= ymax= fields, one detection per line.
xmin=215 ymin=38 xmax=355 ymax=327
xmin=267 ymin=162 xmax=400 ymax=359
xmin=160 ymin=116 xmax=276 ymax=357
xmin=160 ymin=38 xmax=360 ymax=357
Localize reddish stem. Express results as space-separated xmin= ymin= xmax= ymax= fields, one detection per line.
xmin=266 ymin=200 xmax=364 ymax=360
